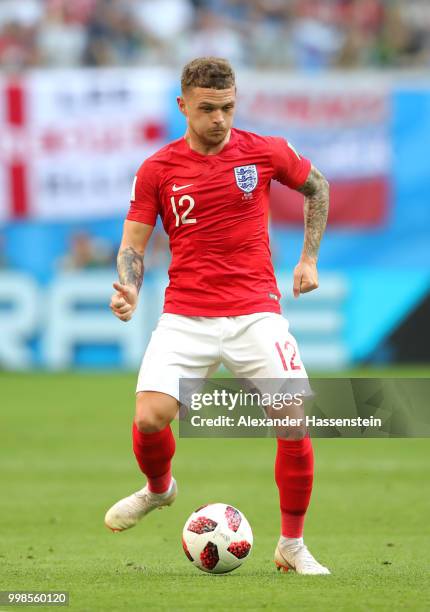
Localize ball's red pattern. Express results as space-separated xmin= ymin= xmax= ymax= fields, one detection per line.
xmin=200 ymin=542 xmax=219 ymax=570
xmin=225 ymin=505 xmax=242 ymax=532
xmin=227 ymin=541 xmax=251 ymax=559
xmin=187 ymin=516 xmax=218 ymax=534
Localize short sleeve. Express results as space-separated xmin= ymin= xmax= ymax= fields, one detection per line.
xmin=269 ymin=137 xmax=311 ymax=189
xmin=126 ymin=160 xmax=159 ymax=226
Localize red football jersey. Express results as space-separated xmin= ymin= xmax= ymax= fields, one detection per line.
xmin=127 ymin=128 xmax=311 ymax=316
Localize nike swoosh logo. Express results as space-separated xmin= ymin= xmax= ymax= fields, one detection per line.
xmin=172 ymin=183 xmax=194 ymax=192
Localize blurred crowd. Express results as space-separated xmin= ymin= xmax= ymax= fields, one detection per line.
xmin=58 ymin=230 xmax=169 ymax=274
xmin=0 ymin=227 xmax=169 ymax=274
xmin=0 ymin=0 xmax=429 ymax=71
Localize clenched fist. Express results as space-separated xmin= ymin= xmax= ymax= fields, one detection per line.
xmin=110 ymin=282 xmax=138 ymax=322
xmin=293 ymin=257 xmax=319 ymax=298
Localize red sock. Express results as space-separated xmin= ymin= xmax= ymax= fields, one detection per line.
xmin=275 ymin=436 xmax=314 ymax=538
xmin=132 ymin=422 xmax=176 ymax=493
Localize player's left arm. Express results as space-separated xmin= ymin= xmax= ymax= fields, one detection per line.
xmin=293 ymin=164 xmax=329 ymax=298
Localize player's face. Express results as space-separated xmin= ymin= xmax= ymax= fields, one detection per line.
xmin=178 ymin=87 xmax=236 ymax=146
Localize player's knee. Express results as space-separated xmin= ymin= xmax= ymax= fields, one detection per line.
xmin=135 ymin=393 xmax=174 ymax=433
xmin=134 ymin=411 xmax=166 ymax=433
xmin=134 ymin=407 xmax=167 ymax=433
xmin=285 ymin=427 xmax=307 ymax=441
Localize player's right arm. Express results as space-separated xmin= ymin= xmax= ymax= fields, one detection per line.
xmin=111 ymin=161 xmax=159 ymax=322
xmin=110 ymin=221 xmax=154 ymax=322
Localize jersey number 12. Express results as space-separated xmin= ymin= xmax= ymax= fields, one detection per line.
xmin=171 ymin=195 xmax=196 ymax=227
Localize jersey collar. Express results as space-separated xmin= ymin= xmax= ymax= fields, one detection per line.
xmin=182 ymin=128 xmax=237 ymax=160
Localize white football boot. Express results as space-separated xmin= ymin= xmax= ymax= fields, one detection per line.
xmin=104 ymin=478 xmax=177 ymax=532
xmin=274 ymin=537 xmax=331 ymax=575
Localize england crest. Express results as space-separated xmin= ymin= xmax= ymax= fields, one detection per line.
xmin=234 ymin=164 xmax=258 ymax=193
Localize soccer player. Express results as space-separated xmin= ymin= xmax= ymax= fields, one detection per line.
xmin=105 ymin=57 xmax=330 ymax=575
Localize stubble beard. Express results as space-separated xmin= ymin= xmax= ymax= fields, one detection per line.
xmin=203 ymin=128 xmax=228 ymax=146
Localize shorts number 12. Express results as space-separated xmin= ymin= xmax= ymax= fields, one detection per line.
xmin=275 ymin=341 xmax=302 ymax=371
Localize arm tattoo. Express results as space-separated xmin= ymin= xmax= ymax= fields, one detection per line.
xmin=117 ymin=246 xmax=144 ymax=292
xmin=297 ymin=165 xmax=329 ymax=260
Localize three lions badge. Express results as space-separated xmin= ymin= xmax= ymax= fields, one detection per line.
xmin=234 ymin=165 xmax=258 ymax=194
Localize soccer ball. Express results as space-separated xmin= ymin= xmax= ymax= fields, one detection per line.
xmin=182 ymin=503 xmax=253 ymax=574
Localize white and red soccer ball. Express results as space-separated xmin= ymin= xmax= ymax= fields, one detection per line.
xmin=182 ymin=503 xmax=253 ymax=574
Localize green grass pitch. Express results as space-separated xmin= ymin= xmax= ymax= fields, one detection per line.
xmin=1 ymin=370 xmax=429 ymax=611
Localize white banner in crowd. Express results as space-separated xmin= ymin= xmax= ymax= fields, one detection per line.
xmin=0 ymin=68 xmax=171 ymax=221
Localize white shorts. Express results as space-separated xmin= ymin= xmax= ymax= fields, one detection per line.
xmin=136 ymin=312 xmax=308 ymax=401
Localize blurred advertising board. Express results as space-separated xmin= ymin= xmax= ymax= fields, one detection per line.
xmin=0 ymin=271 xmax=166 ymax=370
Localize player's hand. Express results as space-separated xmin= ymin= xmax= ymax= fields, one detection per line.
xmin=293 ymin=257 xmax=319 ymax=298
xmin=110 ymin=282 xmax=138 ymax=322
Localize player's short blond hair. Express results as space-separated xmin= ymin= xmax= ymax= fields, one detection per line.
xmin=181 ymin=57 xmax=236 ymax=93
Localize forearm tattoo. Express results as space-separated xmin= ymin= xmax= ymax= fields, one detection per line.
xmin=297 ymin=165 xmax=329 ymax=260
xmin=117 ymin=246 xmax=144 ymax=292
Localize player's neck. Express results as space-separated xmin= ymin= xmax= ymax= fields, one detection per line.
xmin=184 ymin=129 xmax=232 ymax=156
